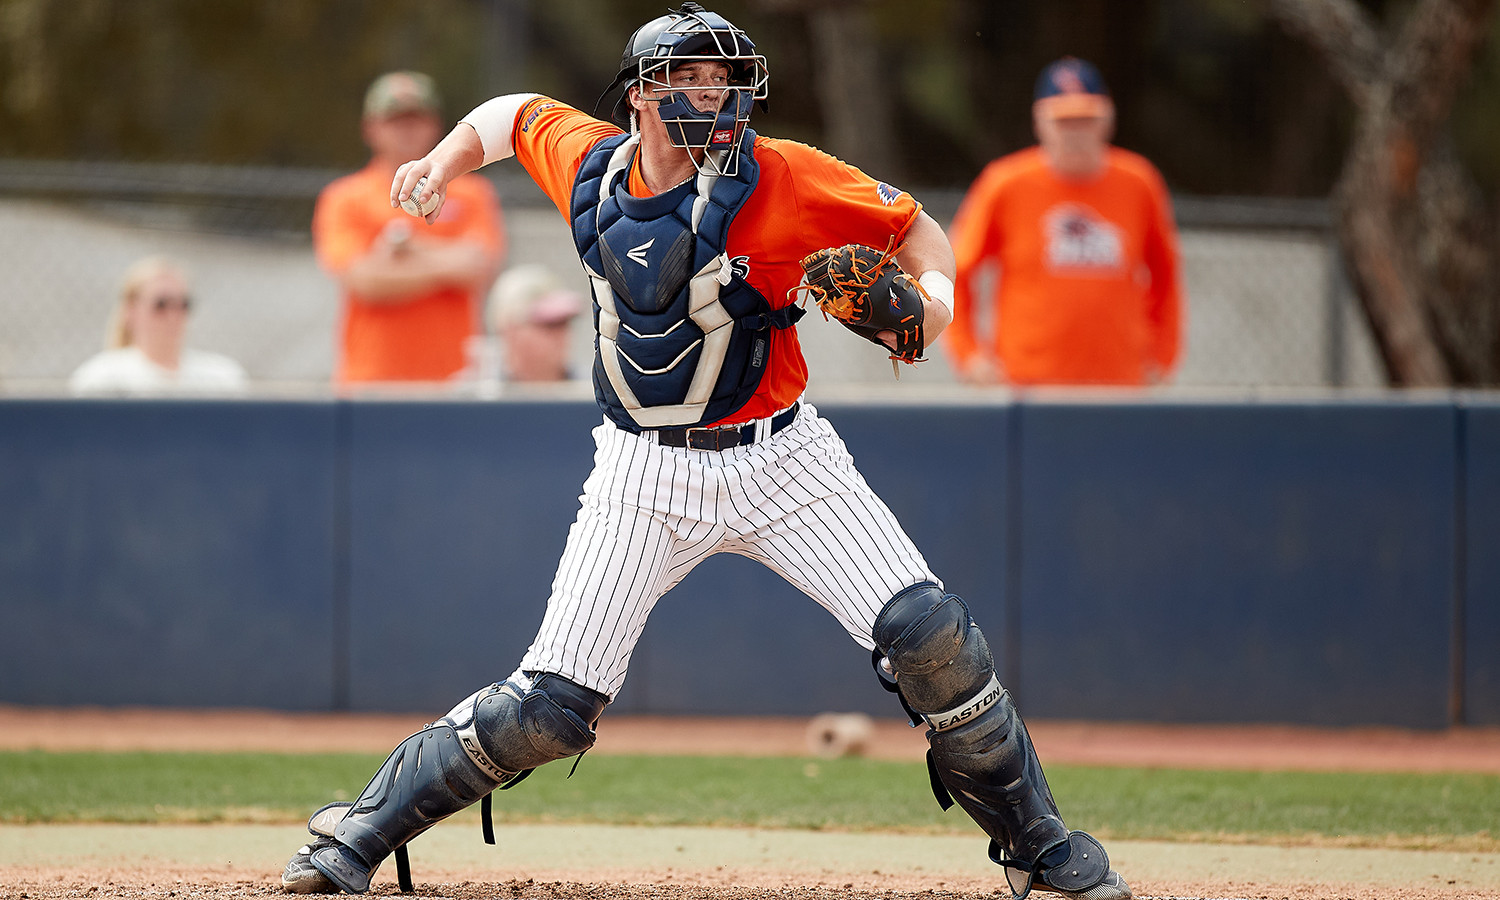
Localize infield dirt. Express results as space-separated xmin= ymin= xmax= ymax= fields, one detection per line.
xmin=3 ymin=706 xmax=1499 ymax=900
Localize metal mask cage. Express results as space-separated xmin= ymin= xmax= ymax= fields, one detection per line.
xmin=635 ymin=54 xmax=766 ymax=177
xmin=636 ymin=54 xmax=769 ymax=102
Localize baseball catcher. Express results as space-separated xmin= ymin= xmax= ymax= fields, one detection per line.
xmin=280 ymin=4 xmax=1130 ymax=899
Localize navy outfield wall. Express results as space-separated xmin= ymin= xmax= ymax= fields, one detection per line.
xmin=1465 ymin=398 xmax=1500 ymax=725
xmin=1011 ymin=400 xmax=1457 ymax=728
xmin=0 ymin=400 xmax=339 ymax=709
xmin=341 ymin=401 xmax=601 ymax=712
xmin=0 ymin=396 xmax=1491 ymax=726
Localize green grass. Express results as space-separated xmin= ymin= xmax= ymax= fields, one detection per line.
xmin=1 ymin=750 xmax=1496 ymax=849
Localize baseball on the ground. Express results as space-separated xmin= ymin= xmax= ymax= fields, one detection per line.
xmin=806 ymin=712 xmax=875 ymax=758
xmin=400 ymin=177 xmax=442 ymax=217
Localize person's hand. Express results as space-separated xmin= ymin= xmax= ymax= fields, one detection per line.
xmin=378 ymin=220 xmax=413 ymax=256
xmin=959 ymin=355 xmax=1005 ymax=385
xmin=390 ymin=158 xmax=451 ymax=224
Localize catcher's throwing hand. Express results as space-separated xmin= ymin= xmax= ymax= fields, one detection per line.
xmin=390 ymin=158 xmax=450 ymax=224
xmin=797 ymin=241 xmax=930 ymax=368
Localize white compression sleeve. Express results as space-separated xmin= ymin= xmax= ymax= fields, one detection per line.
xmin=460 ymin=93 xmax=542 ymax=166
xmin=919 ymin=270 xmax=956 ymax=317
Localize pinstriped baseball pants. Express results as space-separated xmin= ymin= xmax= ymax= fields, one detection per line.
xmin=516 ymin=400 xmax=940 ymax=700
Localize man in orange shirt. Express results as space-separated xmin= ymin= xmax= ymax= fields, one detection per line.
xmin=948 ymin=57 xmax=1182 ymax=386
xmin=313 ymin=71 xmax=505 ymax=384
xmin=281 ymin=9 xmax=1129 ymax=900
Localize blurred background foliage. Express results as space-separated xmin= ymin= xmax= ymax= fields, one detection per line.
xmin=0 ymin=0 xmax=1497 ymax=195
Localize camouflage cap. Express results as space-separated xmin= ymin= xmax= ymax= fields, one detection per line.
xmin=363 ymin=71 xmax=441 ymax=119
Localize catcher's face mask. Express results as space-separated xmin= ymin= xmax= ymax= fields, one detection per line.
xmin=641 ymin=58 xmax=762 ymax=177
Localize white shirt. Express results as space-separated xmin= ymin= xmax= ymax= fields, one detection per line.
xmin=69 ymin=347 xmax=249 ymax=397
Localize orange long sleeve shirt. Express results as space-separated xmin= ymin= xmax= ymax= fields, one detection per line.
xmin=314 ymin=163 xmax=504 ymax=383
xmin=948 ymin=146 xmax=1182 ymax=385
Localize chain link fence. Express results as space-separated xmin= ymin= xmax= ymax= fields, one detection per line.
xmin=0 ymin=159 xmax=1384 ymax=396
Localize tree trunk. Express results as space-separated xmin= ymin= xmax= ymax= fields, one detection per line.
xmin=756 ymin=0 xmax=902 ymax=181
xmin=1268 ymin=0 xmax=1499 ymax=386
xmin=1336 ymin=86 xmax=1453 ymax=385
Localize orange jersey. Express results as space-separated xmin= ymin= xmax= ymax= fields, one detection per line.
xmin=510 ymin=96 xmax=922 ymax=425
xmin=314 ymin=162 xmax=505 ymax=383
xmin=948 ymin=146 xmax=1181 ymax=385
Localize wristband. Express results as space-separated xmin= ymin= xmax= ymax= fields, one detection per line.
xmin=918 ymin=270 xmax=956 ymax=316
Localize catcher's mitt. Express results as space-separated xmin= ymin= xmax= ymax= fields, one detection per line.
xmin=796 ymin=240 xmax=929 ymax=367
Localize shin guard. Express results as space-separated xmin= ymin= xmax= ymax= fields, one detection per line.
xmin=312 ymin=674 xmax=606 ymax=894
xmin=313 ymin=722 xmax=499 ymax=893
xmin=874 ymin=583 xmax=1112 ymax=898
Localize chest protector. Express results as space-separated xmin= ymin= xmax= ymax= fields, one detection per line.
xmin=570 ymin=130 xmax=802 ymax=431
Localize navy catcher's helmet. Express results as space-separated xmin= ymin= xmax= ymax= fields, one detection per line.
xmin=596 ymin=2 xmax=769 ymax=176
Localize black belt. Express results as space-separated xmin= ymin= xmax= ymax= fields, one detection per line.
xmin=651 ymin=402 xmax=800 ymax=451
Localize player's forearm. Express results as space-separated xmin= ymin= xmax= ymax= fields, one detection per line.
xmin=428 ymin=125 xmax=487 ymax=182
xmin=916 ymin=274 xmax=953 ymax=346
xmin=897 ymin=211 xmax=957 ymax=347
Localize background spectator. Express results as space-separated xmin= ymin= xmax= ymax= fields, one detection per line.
xmin=486 ymin=264 xmax=584 ymax=384
xmin=313 ymin=71 xmax=505 ymax=385
xmin=69 ymin=256 xmax=247 ymax=396
xmin=947 ymin=57 xmax=1182 ymax=387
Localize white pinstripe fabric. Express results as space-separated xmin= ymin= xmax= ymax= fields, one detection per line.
xmin=517 ymin=401 xmax=940 ymax=699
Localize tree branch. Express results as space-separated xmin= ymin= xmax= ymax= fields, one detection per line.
xmin=1262 ymin=0 xmax=1381 ymax=105
xmin=1387 ymin=0 xmax=1500 ymax=149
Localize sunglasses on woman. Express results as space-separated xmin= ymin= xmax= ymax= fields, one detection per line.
xmin=147 ymin=295 xmax=192 ymax=313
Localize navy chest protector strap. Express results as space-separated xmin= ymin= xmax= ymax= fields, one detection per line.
xmin=571 ymin=130 xmax=803 ymax=431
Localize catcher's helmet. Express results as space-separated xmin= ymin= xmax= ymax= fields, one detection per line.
xmin=596 ymin=2 xmax=769 ymax=176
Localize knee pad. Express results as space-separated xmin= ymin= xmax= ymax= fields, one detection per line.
xmin=873 ymin=581 xmax=996 ymax=722
xmin=461 ymin=672 xmax=608 ymax=781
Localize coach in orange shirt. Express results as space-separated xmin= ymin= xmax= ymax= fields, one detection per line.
xmin=948 ymin=57 xmax=1182 ymax=386
xmin=314 ymin=71 xmax=505 ymax=384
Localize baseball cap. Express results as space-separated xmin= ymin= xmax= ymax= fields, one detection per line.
xmin=1033 ymin=57 xmax=1112 ymax=120
xmin=489 ymin=265 xmax=584 ymax=331
xmin=363 ymin=71 xmax=441 ymax=119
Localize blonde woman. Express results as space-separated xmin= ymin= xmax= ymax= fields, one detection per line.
xmin=69 ymin=257 xmax=247 ymax=396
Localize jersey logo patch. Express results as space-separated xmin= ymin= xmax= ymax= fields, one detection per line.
xmin=1044 ymin=203 xmax=1124 ymax=271
xmin=729 ymin=255 xmax=751 ymax=280
xmin=876 ymin=182 xmax=904 ymax=206
xmin=627 ymin=238 xmax=655 ymax=268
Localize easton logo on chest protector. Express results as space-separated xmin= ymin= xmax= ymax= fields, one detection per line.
xmin=569 ymin=130 xmax=804 ymax=432
xmin=627 ymin=239 xmax=654 ymax=268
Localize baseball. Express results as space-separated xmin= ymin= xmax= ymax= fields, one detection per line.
xmin=806 ymin=712 xmax=875 ymax=759
xmin=400 ymin=176 xmax=441 ymax=218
